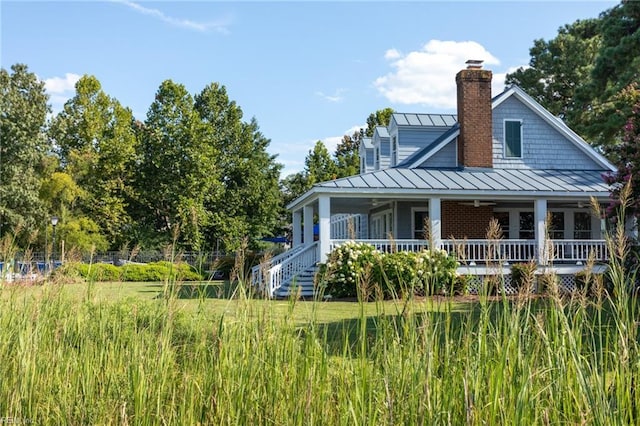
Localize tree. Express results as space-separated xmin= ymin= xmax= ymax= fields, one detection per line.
xmin=507 ymin=2 xmax=639 ymax=151
xmin=365 ymin=107 xmax=394 ymax=137
xmin=579 ymin=0 xmax=640 ymax=150
xmin=136 ymin=80 xmax=218 ymax=251
xmin=195 ymin=82 xmax=282 ymax=250
xmin=0 ymin=64 xmax=50 ymax=244
xmin=506 ymin=19 xmax=601 ymax=124
xmin=603 ymin=98 xmax=640 ymax=218
xmin=334 ymin=131 xmax=362 ymax=178
xmin=49 ymin=75 xmax=138 ymax=249
xmin=334 ymin=108 xmax=395 ymax=177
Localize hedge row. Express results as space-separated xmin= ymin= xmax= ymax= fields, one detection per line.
xmin=58 ymin=261 xmax=204 ymax=282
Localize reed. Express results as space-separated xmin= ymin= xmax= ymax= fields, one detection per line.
xmin=0 ymin=207 xmax=638 ymax=424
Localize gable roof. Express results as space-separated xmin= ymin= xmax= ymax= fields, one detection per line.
xmin=360 ymin=137 xmax=373 ymax=150
xmin=400 ymin=85 xmax=615 ymax=171
xmin=373 ymin=126 xmax=389 ymax=138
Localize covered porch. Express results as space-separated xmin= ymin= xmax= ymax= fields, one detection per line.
xmin=292 ymin=195 xmax=609 ymax=265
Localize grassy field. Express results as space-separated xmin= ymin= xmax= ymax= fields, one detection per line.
xmin=1 ymin=276 xmax=638 ymax=425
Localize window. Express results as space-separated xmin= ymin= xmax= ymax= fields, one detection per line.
xmin=371 ymin=210 xmax=393 ymax=239
xmin=391 ymin=136 xmax=397 ymax=166
xmin=574 ymin=212 xmax=591 ymax=239
xmin=519 ymin=212 xmax=534 ymax=239
xmin=550 ymin=212 xmax=565 ymax=239
xmin=493 ymin=212 xmax=510 ymax=238
xmin=374 ymin=147 xmax=379 ymax=169
xmin=360 ymin=156 xmax=366 ymax=173
xmin=504 ymin=120 xmax=522 ymax=158
xmin=412 ymin=209 xmax=429 ymax=240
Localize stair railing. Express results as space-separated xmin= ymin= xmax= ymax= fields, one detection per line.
xmin=251 ymin=242 xmax=319 ymax=298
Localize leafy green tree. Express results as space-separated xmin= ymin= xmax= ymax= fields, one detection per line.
xmin=579 ymin=0 xmax=640 ymax=149
xmin=136 ymin=80 xmax=218 ymax=251
xmin=365 ymin=107 xmax=394 ymax=137
xmin=506 ymin=19 xmax=601 ymax=124
xmin=49 ymin=75 xmax=138 ymax=249
xmin=0 ymin=64 xmax=50 ymax=244
xmin=306 ymin=141 xmax=338 ymax=185
xmin=334 ymin=131 xmax=361 ymax=178
xmin=195 ymin=82 xmax=282 ymax=250
xmin=603 ymin=98 xmax=640 ymax=218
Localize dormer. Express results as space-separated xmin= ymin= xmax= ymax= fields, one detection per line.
xmin=372 ymin=126 xmax=390 ymax=170
xmin=388 ymin=113 xmax=457 ymax=167
xmin=358 ymin=137 xmax=374 ymax=174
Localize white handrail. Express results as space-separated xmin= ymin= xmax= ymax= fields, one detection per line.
xmin=550 ymin=239 xmax=608 ymax=262
xmin=441 ymin=239 xmax=537 ymax=263
xmin=251 ymin=242 xmax=319 ymax=298
xmin=328 ymin=238 xmax=608 ymax=263
xmin=330 ymin=239 xmax=431 ymax=253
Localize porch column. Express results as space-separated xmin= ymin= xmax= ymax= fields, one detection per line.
xmin=535 ymin=199 xmax=548 ymax=265
xmin=292 ymin=209 xmax=302 ymax=247
xmin=318 ymin=196 xmax=331 ymax=263
xmin=430 ymin=197 xmax=442 ymax=249
xmin=303 ymin=204 xmax=314 ymax=246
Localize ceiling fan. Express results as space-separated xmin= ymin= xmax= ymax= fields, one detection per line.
xmin=458 ymin=200 xmax=497 ymax=207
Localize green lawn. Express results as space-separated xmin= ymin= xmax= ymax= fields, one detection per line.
xmin=2 ymin=279 xmax=469 ymax=326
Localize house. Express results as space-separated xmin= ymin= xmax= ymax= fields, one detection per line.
xmin=254 ymin=61 xmax=615 ymax=298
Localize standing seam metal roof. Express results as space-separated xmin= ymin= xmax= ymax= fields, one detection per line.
xmin=314 ymin=168 xmax=609 ymax=193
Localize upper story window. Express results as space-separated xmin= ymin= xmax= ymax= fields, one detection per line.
xmin=374 ymin=147 xmax=379 ymax=169
xmin=391 ymin=136 xmax=397 ymax=166
xmin=504 ymin=120 xmax=523 ymax=158
xmin=360 ymin=156 xmax=366 ymax=173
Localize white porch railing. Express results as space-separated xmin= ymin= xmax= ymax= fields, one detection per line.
xmin=329 ymin=239 xmax=431 ymax=253
xmin=551 ymin=239 xmax=608 ymax=262
xmin=328 ymin=239 xmax=608 ymax=264
xmin=441 ymin=239 xmax=537 ymax=263
xmin=251 ymin=242 xmax=319 ymax=298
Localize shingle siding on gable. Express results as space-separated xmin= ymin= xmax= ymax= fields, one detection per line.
xmin=397 ymin=128 xmax=450 ymax=164
xmin=492 ymin=97 xmax=601 ymax=170
xmin=417 ymin=138 xmax=457 ymax=168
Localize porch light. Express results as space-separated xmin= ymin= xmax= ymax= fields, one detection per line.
xmin=474 ymin=199 xmax=480 ymax=208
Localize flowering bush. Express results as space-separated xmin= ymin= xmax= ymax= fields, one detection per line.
xmin=322 ymin=241 xmax=382 ymax=298
xmin=381 ymin=250 xmax=458 ymax=297
xmin=322 ymin=242 xmax=458 ymax=299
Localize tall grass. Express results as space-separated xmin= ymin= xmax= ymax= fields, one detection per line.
xmin=1 ymin=209 xmax=639 ymax=423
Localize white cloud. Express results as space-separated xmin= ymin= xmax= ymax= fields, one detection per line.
xmin=374 ymin=40 xmax=501 ymax=109
xmin=43 ymin=73 xmax=81 ymax=115
xmin=115 ymin=0 xmax=231 ymax=34
xmin=315 ymin=88 xmax=347 ymax=103
xmin=384 ymin=48 xmax=401 ymax=60
xmin=44 ymin=73 xmax=81 ymax=94
xmin=275 ymin=124 xmax=365 ymax=178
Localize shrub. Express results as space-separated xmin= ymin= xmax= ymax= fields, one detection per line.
xmin=510 ymin=262 xmax=537 ymax=291
xmin=323 ymin=241 xmax=382 ymax=298
xmin=57 ymin=261 xmax=204 ymax=282
xmin=323 ymin=243 xmax=458 ymax=299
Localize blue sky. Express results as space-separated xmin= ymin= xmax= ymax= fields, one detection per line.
xmin=2 ymin=1 xmax=618 ymax=177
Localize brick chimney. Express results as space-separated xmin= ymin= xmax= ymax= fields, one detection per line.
xmin=456 ymin=60 xmax=493 ymax=168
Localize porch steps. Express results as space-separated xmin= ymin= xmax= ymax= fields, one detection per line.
xmin=273 ymin=265 xmax=318 ymax=298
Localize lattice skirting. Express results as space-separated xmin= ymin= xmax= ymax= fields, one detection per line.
xmin=466 ymin=273 xmax=578 ymax=295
